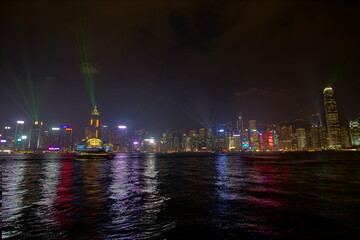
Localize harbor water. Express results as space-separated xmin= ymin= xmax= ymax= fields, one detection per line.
xmin=2 ymin=152 xmax=360 ymax=239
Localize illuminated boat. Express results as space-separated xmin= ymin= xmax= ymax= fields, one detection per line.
xmin=76 ymin=138 xmax=114 ymax=160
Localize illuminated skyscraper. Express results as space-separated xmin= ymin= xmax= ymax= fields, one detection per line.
xmin=249 ymin=120 xmax=257 ymax=130
xmin=117 ymin=125 xmax=129 ymax=152
xmin=14 ymin=120 xmax=25 ymax=151
xmin=228 ymin=136 xmax=236 ymax=151
xmin=2 ymin=126 xmax=13 ymax=142
xmin=237 ymin=116 xmax=246 ymax=151
xmin=28 ymin=121 xmax=43 ymax=150
xmin=323 ymin=87 xmax=342 ymax=148
xmin=199 ymin=128 xmax=206 ymax=138
xmin=0 ymin=126 xmax=13 ymax=152
xmin=349 ymin=120 xmax=360 ymax=146
xmin=249 ymin=120 xmax=260 ymax=150
xmin=296 ymin=128 xmax=307 ymax=150
xmin=277 ymin=125 xmax=293 ymax=150
xmin=100 ymin=125 xmax=110 ymax=142
xmin=263 ymin=130 xmax=278 ymax=151
xmin=14 ymin=120 xmax=25 ymax=141
xmin=310 ymin=126 xmax=328 ymax=150
xmin=189 ymin=130 xmax=199 ymax=151
xmin=84 ymin=106 xmax=100 ymax=139
xmin=43 ymin=127 xmax=60 ymax=149
xmin=59 ymin=126 xmax=74 ymax=151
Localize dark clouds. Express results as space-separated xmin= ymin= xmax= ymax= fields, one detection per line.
xmin=1 ymin=0 xmax=359 ymax=131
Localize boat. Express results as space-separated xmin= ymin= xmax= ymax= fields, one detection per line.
xmin=77 ymin=149 xmax=114 ymax=160
xmin=76 ymin=138 xmax=114 ymax=160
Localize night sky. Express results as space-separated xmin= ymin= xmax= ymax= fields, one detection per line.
xmin=1 ymin=0 xmax=359 ymax=131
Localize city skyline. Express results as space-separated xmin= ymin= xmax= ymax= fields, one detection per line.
xmin=1 ymin=0 xmax=360 ymax=130
xmin=1 ymin=86 xmax=359 ymax=153
xmin=1 ymin=85 xmax=358 ymax=132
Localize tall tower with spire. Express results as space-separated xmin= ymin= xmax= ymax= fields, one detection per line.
xmin=84 ymin=106 xmax=100 ymax=139
xmin=323 ymin=87 xmax=342 ymax=148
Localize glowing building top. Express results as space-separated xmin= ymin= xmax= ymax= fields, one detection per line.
xmin=92 ymin=105 xmax=100 ymax=116
xmin=86 ymin=138 xmax=103 ymax=148
xmin=323 ymin=87 xmax=334 ymax=94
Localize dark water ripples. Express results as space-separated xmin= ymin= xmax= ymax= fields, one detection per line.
xmin=1 ymin=152 xmax=360 ymax=239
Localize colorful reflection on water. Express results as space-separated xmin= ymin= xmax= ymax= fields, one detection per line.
xmin=1 ymin=152 xmax=360 ymax=239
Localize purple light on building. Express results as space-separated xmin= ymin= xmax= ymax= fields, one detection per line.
xmin=48 ymin=147 xmax=60 ymax=151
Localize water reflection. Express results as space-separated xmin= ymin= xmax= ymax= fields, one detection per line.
xmin=108 ymin=154 xmax=132 ymax=235
xmin=212 ymin=154 xmax=293 ymax=237
xmin=140 ymin=154 xmax=173 ymax=238
xmin=79 ymin=160 xmax=104 ymax=239
xmin=54 ymin=160 xmax=77 ymax=230
xmin=37 ymin=160 xmax=61 ymax=237
xmin=2 ymin=160 xmax=27 ymax=239
xmin=106 ymin=153 xmax=173 ymax=239
xmin=1 ymin=152 xmax=359 ymax=239
xmin=245 ymin=164 xmax=289 ymax=206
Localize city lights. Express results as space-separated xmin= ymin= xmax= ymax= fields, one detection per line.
xmin=144 ymin=138 xmax=155 ymax=144
xmin=48 ymin=147 xmax=60 ymax=151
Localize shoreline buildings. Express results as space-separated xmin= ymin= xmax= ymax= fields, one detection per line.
xmin=0 ymin=87 xmax=358 ymax=153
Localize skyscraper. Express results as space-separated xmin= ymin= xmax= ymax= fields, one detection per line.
xmin=14 ymin=120 xmax=25 ymax=141
xmin=84 ymin=106 xmax=100 ymax=139
xmin=58 ymin=126 xmax=74 ymax=151
xmin=323 ymin=87 xmax=342 ymax=148
xmin=296 ymin=128 xmax=307 ymax=150
xmin=349 ymin=120 xmax=360 ymax=146
xmin=43 ymin=127 xmax=60 ymax=149
xmin=14 ymin=120 xmax=25 ymax=151
xmin=310 ymin=126 xmax=328 ymax=150
xmin=277 ymin=125 xmax=293 ymax=150
xmin=28 ymin=121 xmax=43 ymax=150
xmin=117 ymin=125 xmax=129 ymax=152
xmin=249 ymin=120 xmax=260 ymax=150
xmin=249 ymin=120 xmax=257 ymax=130
xmin=100 ymin=125 xmax=110 ymax=142
xmin=237 ymin=116 xmax=245 ymax=151
xmin=263 ymin=130 xmax=278 ymax=151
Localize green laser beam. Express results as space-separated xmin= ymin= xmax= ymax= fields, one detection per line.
xmin=75 ymin=15 xmax=96 ymax=108
xmin=327 ymin=47 xmax=359 ymax=87
xmin=277 ymin=100 xmax=321 ymax=125
xmin=15 ymin=27 xmax=40 ymax=121
xmin=2 ymin=17 xmax=55 ymax=122
xmin=20 ymin=46 xmax=38 ymax=120
xmin=2 ymin=55 xmax=39 ymax=120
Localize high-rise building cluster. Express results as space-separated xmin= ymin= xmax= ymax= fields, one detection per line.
xmin=1 ymin=87 xmax=359 ymax=153
xmin=0 ymin=121 xmax=74 ymax=153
